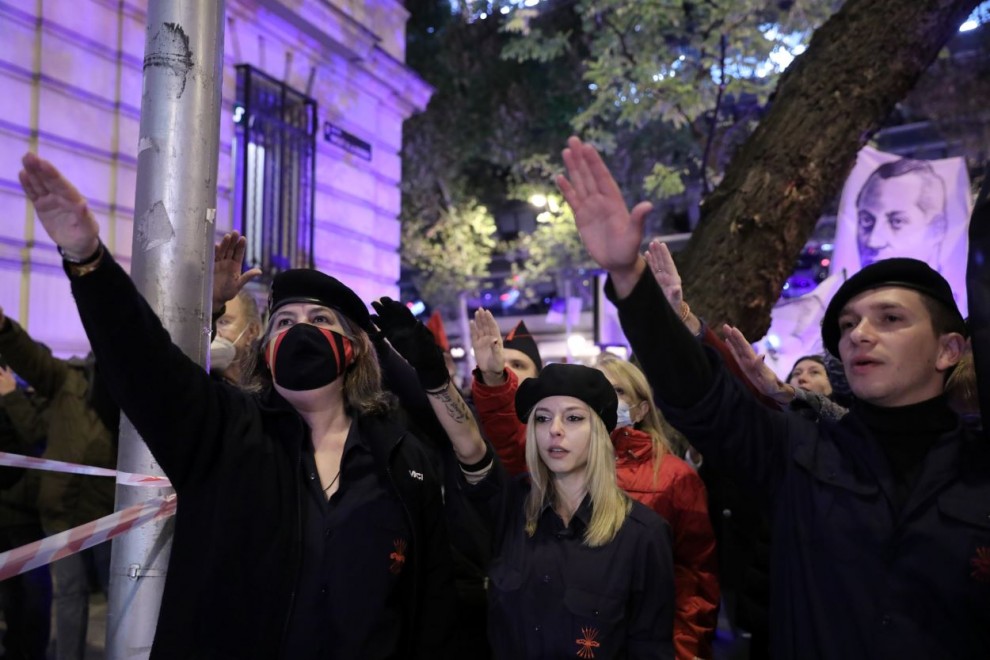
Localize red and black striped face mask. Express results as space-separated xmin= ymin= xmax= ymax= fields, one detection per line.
xmin=264 ymin=323 xmax=355 ymax=392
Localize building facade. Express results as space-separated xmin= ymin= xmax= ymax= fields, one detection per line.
xmin=0 ymin=0 xmax=431 ymax=355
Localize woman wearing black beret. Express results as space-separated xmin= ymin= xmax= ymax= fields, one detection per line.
xmin=18 ymin=153 xmax=456 ymax=660
xmin=373 ymin=299 xmax=676 ymax=660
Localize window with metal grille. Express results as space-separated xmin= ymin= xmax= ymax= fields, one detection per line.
xmin=232 ymin=64 xmax=317 ymax=273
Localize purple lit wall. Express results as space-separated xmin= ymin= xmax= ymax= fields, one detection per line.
xmin=0 ymin=0 xmax=431 ymax=356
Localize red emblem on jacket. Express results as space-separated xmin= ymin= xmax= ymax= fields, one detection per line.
xmin=972 ymin=546 xmax=990 ymax=583
xmin=389 ymin=538 xmax=407 ymax=575
xmin=575 ymin=627 xmax=601 ymax=658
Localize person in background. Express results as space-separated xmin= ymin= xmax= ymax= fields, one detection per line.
xmin=372 ymin=299 xmax=675 ymax=659
xmin=0 ymin=363 xmax=52 ymax=659
xmin=209 ymin=232 xmax=263 ymax=386
xmin=0 ymin=309 xmax=115 ymax=660
xmin=785 ymin=356 xmax=833 ymax=398
xmin=596 ymin=355 xmax=719 ymax=660
xmin=470 ymin=312 xmax=544 ymax=475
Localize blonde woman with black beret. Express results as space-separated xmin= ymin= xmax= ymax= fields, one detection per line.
xmin=373 ymin=299 xmax=675 ymax=660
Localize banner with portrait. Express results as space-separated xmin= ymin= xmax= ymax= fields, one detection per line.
xmin=830 ymin=145 xmax=972 ymax=317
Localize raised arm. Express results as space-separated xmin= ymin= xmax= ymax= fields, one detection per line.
xmin=371 ymin=298 xmax=488 ymax=466
xmin=0 ymin=367 xmax=47 ymax=455
xmin=0 ymin=306 xmax=70 ymax=399
xmin=722 ymin=325 xmax=797 ymax=406
xmin=643 ymin=240 xmax=702 ymax=336
xmin=469 ymin=309 xmax=528 ymax=475
xmin=17 ymin=152 xmax=238 ymax=489
xmin=558 ymin=136 xmax=795 ymax=497
xmin=557 ymin=136 xmax=711 ymax=407
xmin=212 ymin=231 xmax=262 ymax=312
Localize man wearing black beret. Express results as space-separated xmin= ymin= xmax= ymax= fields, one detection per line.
xmin=560 ymin=135 xmax=990 ymax=660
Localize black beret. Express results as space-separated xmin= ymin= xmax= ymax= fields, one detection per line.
xmin=822 ymin=258 xmax=964 ymax=356
xmin=503 ymin=320 xmax=543 ymax=373
xmin=269 ymin=269 xmax=372 ymax=332
xmin=515 ymin=363 xmax=618 ymax=432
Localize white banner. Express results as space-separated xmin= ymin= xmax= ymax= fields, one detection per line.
xmin=831 ymin=146 xmax=971 ymax=316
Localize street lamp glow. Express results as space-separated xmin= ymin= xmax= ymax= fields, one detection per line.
xmin=960 ymin=19 xmax=979 ymax=31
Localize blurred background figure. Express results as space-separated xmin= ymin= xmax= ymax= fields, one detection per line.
xmin=0 ymin=308 xmax=117 ymax=660
xmin=0 ymin=361 xmax=52 ymax=660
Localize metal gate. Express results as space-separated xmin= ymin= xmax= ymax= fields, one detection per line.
xmin=233 ymin=64 xmax=317 ymax=272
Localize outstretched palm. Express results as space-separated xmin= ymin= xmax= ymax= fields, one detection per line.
xmin=470 ymin=309 xmax=505 ymax=376
xmin=19 ymin=153 xmax=99 ymax=260
xmin=644 ymin=240 xmax=684 ymax=310
xmin=213 ymin=231 xmax=263 ymax=309
xmin=556 ymin=136 xmax=651 ymax=275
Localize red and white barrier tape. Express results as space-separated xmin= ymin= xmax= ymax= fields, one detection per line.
xmin=0 ymin=494 xmax=177 ymax=581
xmin=0 ymin=452 xmax=171 ymax=488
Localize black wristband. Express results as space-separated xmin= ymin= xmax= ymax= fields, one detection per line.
xmin=58 ymin=242 xmax=102 ymax=265
xmin=459 ymin=447 xmax=494 ymax=472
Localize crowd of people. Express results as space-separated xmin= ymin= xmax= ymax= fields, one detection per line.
xmin=0 ymin=137 xmax=986 ymax=659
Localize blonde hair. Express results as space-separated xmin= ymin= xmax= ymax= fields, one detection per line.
xmin=596 ymin=356 xmax=688 ymax=475
xmin=244 ymin=310 xmax=393 ymax=417
xmin=523 ymin=403 xmax=631 ymax=547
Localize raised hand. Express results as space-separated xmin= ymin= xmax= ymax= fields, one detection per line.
xmin=644 ymin=240 xmax=702 ymax=333
xmin=0 ymin=366 xmax=16 ymax=396
xmin=371 ymin=297 xmax=448 ymax=390
xmin=644 ymin=240 xmax=684 ymax=310
xmin=19 ymin=153 xmax=100 ymax=260
xmin=722 ymin=324 xmax=795 ymax=405
xmin=469 ymin=308 xmax=506 ymax=385
xmin=213 ymin=231 xmax=263 ymax=309
xmin=556 ymin=136 xmax=650 ymax=291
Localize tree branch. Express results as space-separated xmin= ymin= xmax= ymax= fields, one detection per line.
xmin=701 ymin=34 xmax=728 ymax=195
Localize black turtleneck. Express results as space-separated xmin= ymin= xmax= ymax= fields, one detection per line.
xmin=853 ymin=396 xmax=958 ymax=511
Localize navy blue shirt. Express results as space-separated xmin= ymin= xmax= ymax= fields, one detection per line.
xmin=467 ymin=465 xmax=675 ymax=659
xmin=284 ymin=417 xmax=411 ymax=659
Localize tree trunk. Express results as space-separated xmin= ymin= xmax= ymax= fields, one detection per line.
xmin=679 ymin=0 xmax=980 ymax=340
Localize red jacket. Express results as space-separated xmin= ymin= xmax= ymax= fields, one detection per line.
xmin=472 ymin=370 xmax=720 ymax=659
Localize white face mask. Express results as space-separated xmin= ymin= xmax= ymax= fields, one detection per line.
xmin=210 ymin=325 xmax=249 ymax=372
xmin=209 ymin=336 xmax=237 ymax=371
xmin=615 ymin=400 xmax=634 ymax=428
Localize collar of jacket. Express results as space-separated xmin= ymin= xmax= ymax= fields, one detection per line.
xmin=611 ymin=426 xmax=653 ymax=464
xmin=256 ymin=386 xmax=409 ymax=463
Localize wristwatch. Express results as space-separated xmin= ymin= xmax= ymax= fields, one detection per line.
xmin=59 ymin=243 xmax=105 ymax=277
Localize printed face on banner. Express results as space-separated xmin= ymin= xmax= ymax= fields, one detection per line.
xmin=855 ymin=160 xmax=948 ymax=269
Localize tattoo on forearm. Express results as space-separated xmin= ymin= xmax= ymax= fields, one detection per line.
xmin=429 ymin=389 xmax=469 ymax=423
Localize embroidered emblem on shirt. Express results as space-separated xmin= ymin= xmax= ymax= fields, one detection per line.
xmin=972 ymin=546 xmax=990 ymax=583
xmin=389 ymin=538 xmax=407 ymax=575
xmin=576 ymin=627 xmax=601 ymax=659
xmin=409 ymin=469 xmax=424 ymax=481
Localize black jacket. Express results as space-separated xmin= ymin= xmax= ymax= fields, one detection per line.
xmin=69 ymin=253 xmax=455 ymax=659
xmin=608 ymin=270 xmax=990 ymax=659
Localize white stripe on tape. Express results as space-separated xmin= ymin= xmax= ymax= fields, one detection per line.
xmin=0 ymin=494 xmax=177 ymax=582
xmin=0 ymin=452 xmax=171 ymax=488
